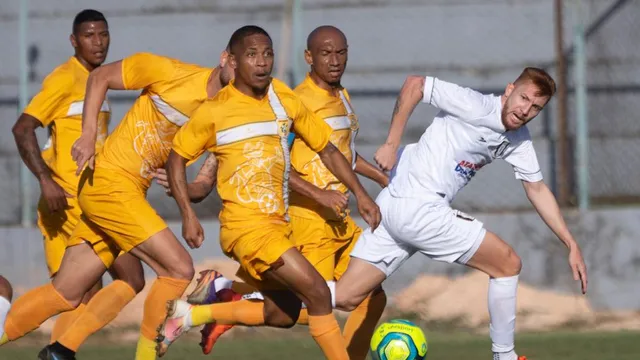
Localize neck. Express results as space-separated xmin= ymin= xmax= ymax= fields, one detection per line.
xmin=206 ymin=68 xmax=224 ymax=98
xmin=234 ymin=80 xmax=269 ymax=100
xmin=74 ymin=54 xmax=98 ymax=72
xmin=309 ymin=71 xmax=340 ymax=95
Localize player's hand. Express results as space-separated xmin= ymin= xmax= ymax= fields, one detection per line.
xmin=153 ymin=168 xmax=172 ymax=196
xmin=182 ymin=213 xmax=204 ymax=249
xmin=356 ymin=193 xmax=381 ymax=230
xmin=316 ymin=190 xmax=349 ymax=218
xmin=71 ymin=135 xmax=96 ymax=176
xmin=568 ymin=246 xmax=588 ymax=294
xmin=39 ymin=177 xmax=73 ymax=213
xmin=374 ymin=142 xmax=398 ymax=172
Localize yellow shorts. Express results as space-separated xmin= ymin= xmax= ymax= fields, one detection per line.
xmin=68 ymin=166 xmax=167 ymax=268
xmin=290 ymin=214 xmax=362 ymax=281
xmin=221 ymin=221 xmax=294 ymax=290
xmin=37 ymin=195 xmax=81 ymax=277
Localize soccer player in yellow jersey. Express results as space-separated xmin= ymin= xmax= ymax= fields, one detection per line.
xmin=6 ymin=9 xmax=145 ymax=356
xmin=157 ymin=26 xmax=381 ymax=360
xmin=156 ymin=26 xmax=390 ymax=359
xmin=1 ymin=48 xmax=234 ymax=360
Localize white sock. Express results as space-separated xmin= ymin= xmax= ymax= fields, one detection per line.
xmin=214 ymin=276 xmax=233 ymax=291
xmin=327 ymin=281 xmax=336 ymax=308
xmin=242 ymin=291 xmax=264 ymax=301
xmin=488 ymin=275 xmax=519 ymax=355
xmin=0 ymin=296 xmax=11 ymax=338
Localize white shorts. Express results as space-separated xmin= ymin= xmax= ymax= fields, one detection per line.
xmin=351 ymin=188 xmax=486 ymax=277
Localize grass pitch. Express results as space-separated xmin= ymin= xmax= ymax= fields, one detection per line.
xmin=2 ymin=330 xmax=637 ymax=359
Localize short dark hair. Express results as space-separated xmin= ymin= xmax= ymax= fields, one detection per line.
xmin=514 ymin=67 xmax=557 ymax=98
xmin=73 ymin=9 xmax=108 ymax=34
xmin=227 ymin=25 xmax=271 ymax=55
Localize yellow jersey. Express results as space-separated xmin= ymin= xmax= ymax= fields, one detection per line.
xmin=289 ymin=74 xmax=359 ymax=220
xmin=23 ymin=56 xmax=110 ymax=194
xmin=97 ymin=52 xmax=214 ymax=190
xmin=173 ymin=78 xmax=332 ymax=227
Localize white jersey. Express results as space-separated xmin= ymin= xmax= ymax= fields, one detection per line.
xmin=388 ymin=76 xmax=543 ymax=204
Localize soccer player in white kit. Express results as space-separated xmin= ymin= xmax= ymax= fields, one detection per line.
xmin=332 ymin=67 xmax=588 ymax=360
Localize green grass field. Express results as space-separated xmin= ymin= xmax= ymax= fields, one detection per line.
xmin=2 ymin=330 xmax=638 ymax=360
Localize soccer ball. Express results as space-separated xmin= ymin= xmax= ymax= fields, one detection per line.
xmin=370 ymin=319 xmax=428 ymax=360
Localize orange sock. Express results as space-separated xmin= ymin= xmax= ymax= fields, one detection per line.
xmin=297 ymin=308 xmax=309 ymax=325
xmin=343 ymin=289 xmax=387 ymax=360
xmin=50 ymin=304 xmax=86 ymax=343
xmin=136 ymin=277 xmax=190 ymax=359
xmin=190 ymin=299 xmax=265 ymax=327
xmin=58 ymin=280 xmax=137 ymax=351
xmin=4 ymin=283 xmax=74 ymax=341
xmin=309 ymin=313 xmax=349 ymax=360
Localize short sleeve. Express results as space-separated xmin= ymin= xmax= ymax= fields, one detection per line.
xmin=422 ymin=76 xmax=493 ymax=119
xmin=121 ymin=52 xmax=176 ymax=91
xmin=503 ymin=129 xmax=543 ymax=182
xmin=172 ymin=103 xmax=217 ymax=161
xmin=291 ymin=98 xmax=331 ymax=152
xmin=23 ymin=73 xmax=71 ymax=126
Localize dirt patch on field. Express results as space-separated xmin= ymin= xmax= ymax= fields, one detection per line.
xmin=30 ymin=259 xmax=640 ymax=338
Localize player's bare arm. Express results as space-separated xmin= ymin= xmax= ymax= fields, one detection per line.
xmin=289 ymin=170 xmax=348 ymax=218
xmin=317 ymin=142 xmax=381 ymax=229
xmin=522 ymin=179 xmax=588 ymax=294
xmin=72 ymin=60 xmax=124 ymax=174
xmin=155 ymin=153 xmax=218 ymax=203
xmin=354 ymin=153 xmax=389 ymax=188
xmin=166 ymin=150 xmax=204 ymax=249
xmin=375 ymin=75 xmax=425 ymax=171
xmin=13 ymin=113 xmax=72 ymax=212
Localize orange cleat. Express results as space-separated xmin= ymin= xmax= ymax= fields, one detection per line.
xmin=199 ymin=288 xmax=242 ymax=355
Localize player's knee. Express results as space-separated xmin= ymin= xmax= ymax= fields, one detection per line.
xmin=304 ymin=278 xmax=332 ymax=309
xmin=501 ymin=248 xmax=522 ymax=277
xmin=336 ymin=295 xmax=360 ymax=312
xmin=168 ymin=260 xmax=195 ymax=281
xmin=0 ymin=275 xmax=13 ymax=301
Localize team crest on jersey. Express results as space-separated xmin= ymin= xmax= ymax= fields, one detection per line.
xmin=491 ymin=140 xmax=510 ymax=158
xmin=348 ymin=113 xmax=359 ymax=131
xmin=276 ymin=118 xmax=292 ymax=138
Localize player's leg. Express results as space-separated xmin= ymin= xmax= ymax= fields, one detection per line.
xmin=332 ymin=220 xmax=387 ymax=360
xmin=128 ymin=228 xmax=194 ymax=359
xmin=463 ymin=230 xmax=522 ymax=360
xmin=0 ymin=275 xmax=12 ymax=341
xmin=53 ymin=252 xmax=145 ymax=354
xmin=0 ymin=243 xmax=107 ymax=345
xmin=49 ymin=279 xmax=101 ymax=344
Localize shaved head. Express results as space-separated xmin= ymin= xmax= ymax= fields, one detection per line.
xmin=306 ymin=25 xmax=347 ymax=51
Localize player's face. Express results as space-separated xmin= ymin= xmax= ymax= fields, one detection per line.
xmin=218 ymin=50 xmax=235 ymax=87
xmin=306 ymin=35 xmax=348 ymax=85
xmin=231 ymin=34 xmax=274 ymax=92
xmin=71 ymin=21 xmax=110 ymax=68
xmin=501 ymin=81 xmax=549 ymax=130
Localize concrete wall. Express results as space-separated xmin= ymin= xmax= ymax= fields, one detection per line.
xmin=1 ymin=206 xmax=639 ymax=311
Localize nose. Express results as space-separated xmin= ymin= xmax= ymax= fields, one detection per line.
xmin=93 ymin=34 xmax=103 ymax=47
xmin=328 ymin=53 xmax=339 ymax=66
xmin=256 ymin=53 xmax=267 ymax=67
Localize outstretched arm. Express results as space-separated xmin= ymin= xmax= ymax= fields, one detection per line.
xmin=355 ymin=153 xmax=389 ymax=188
xmin=374 ymin=76 xmax=425 ymax=171
xmin=522 ymin=180 xmax=587 ymax=294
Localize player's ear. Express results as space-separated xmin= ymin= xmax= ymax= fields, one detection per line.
xmin=69 ymin=33 xmax=78 ymax=48
xmin=304 ymin=49 xmax=313 ymax=66
xmin=219 ymin=50 xmax=229 ymax=67
xmin=228 ymin=53 xmax=238 ymax=70
xmin=504 ymin=83 xmax=515 ymax=97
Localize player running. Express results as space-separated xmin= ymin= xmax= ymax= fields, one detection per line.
xmin=7 ymin=8 xmax=145 ymax=354
xmin=156 ymin=25 xmax=389 ymax=359
xmin=2 ymin=46 xmax=234 ymax=360
xmin=156 ymin=25 xmax=381 ymax=360
xmin=326 ymin=68 xmax=588 ymax=360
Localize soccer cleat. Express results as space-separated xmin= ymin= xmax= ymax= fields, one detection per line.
xmin=37 ymin=345 xmax=76 ymax=360
xmin=155 ymin=299 xmax=193 ymax=357
xmin=187 ymin=269 xmax=226 ymax=305
xmin=199 ymin=288 xmax=242 ymax=354
xmin=518 ymin=357 xmax=528 ymax=360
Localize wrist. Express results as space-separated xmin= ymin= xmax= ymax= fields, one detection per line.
xmin=37 ymin=173 xmax=53 ymax=184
